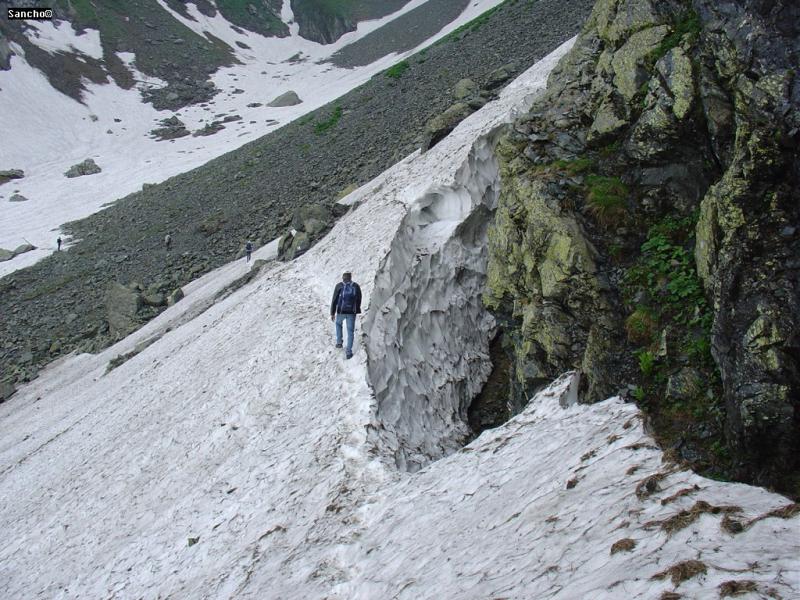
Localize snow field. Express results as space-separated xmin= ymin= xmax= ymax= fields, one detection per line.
xmin=0 ymin=36 xmax=797 ymax=600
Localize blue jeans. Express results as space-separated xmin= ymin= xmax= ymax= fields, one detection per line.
xmin=335 ymin=313 xmax=356 ymax=354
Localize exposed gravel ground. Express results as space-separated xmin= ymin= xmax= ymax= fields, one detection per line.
xmin=328 ymin=0 xmax=471 ymax=68
xmin=0 ymin=0 xmax=594 ymax=391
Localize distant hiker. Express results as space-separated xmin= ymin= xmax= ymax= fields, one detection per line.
xmin=164 ymin=233 xmax=172 ymax=250
xmin=245 ymin=240 xmax=253 ymax=262
xmin=330 ymin=271 xmax=362 ymax=359
xmin=56 ymin=236 xmax=62 ymax=251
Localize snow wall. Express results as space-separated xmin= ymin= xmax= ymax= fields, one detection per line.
xmin=364 ymin=127 xmax=509 ymax=471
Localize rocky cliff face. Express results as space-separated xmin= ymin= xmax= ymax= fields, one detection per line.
xmin=289 ymin=0 xmax=410 ymax=44
xmin=487 ymin=0 xmax=799 ymax=494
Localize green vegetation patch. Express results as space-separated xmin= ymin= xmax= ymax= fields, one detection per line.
xmin=625 ymin=214 xmax=709 ymax=327
xmin=621 ymin=213 xmax=728 ymax=477
xmin=625 ymin=307 xmax=657 ymax=345
xmin=433 ymin=0 xmax=513 ymax=47
xmin=585 ymin=175 xmax=629 ymax=225
xmin=314 ymin=105 xmax=343 ymax=134
xmin=216 ymin=0 xmax=288 ymax=37
xmin=552 ymin=157 xmax=595 ymax=176
xmin=384 ymin=60 xmax=410 ymax=79
xmin=651 ymin=9 xmax=701 ymax=63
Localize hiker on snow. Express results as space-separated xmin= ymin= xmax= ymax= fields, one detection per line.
xmin=245 ymin=240 xmax=253 ymax=262
xmin=330 ymin=272 xmax=362 ymax=359
xmin=56 ymin=236 xmax=61 ymax=251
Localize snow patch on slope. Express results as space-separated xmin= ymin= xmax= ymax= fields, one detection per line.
xmin=0 ymin=0 xmax=507 ymax=275
xmin=24 ymin=20 xmax=104 ymax=60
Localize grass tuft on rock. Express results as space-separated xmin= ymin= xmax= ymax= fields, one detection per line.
xmin=651 ymin=10 xmax=702 ymax=64
xmin=585 ymin=174 xmax=628 ymax=225
xmin=626 ymin=307 xmax=658 ymax=345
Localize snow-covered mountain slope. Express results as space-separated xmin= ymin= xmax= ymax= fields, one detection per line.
xmin=0 ymin=39 xmax=797 ymax=600
xmin=0 ymin=0 xmax=506 ymax=274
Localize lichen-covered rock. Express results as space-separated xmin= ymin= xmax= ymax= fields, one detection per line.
xmin=453 ymin=78 xmax=478 ymax=100
xmin=287 ymin=231 xmax=310 ymax=259
xmin=65 ymin=158 xmax=101 ymax=178
xmin=291 ymin=204 xmax=331 ymax=232
xmin=150 ymin=115 xmax=190 ymax=141
xmin=303 ymin=218 xmax=327 ymax=236
xmin=421 ymin=103 xmax=474 ymax=151
xmin=484 ymin=63 xmax=515 ymax=90
xmin=487 ymin=140 xmax=619 ymax=403
xmin=142 ymin=293 xmax=166 ymax=307
xmin=666 ymin=367 xmax=703 ymax=402
xmin=627 ymin=92 xmax=679 ymax=160
xmin=167 ymin=288 xmax=184 ymax=306
xmin=0 ymin=169 xmax=24 ymax=185
xmin=105 ymin=282 xmax=142 ymax=337
xmin=657 ymin=47 xmax=694 ymax=120
xmin=610 ymin=25 xmax=669 ymax=100
xmin=594 ymin=0 xmax=666 ymax=46
xmin=589 ymin=96 xmax=629 ymax=141
xmin=487 ymin=0 xmax=800 ymax=493
xmin=12 ymin=243 xmax=35 ymax=256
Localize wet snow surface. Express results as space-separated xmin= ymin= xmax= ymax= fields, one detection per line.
xmin=0 ymin=0 xmax=507 ymax=276
xmin=1 ymin=40 xmax=798 ymax=599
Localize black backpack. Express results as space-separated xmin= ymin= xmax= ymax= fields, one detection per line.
xmin=338 ymin=282 xmax=357 ymax=313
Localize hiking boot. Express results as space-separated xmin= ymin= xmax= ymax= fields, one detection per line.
xmin=335 ymin=343 xmax=343 ymax=349
xmin=345 ymin=351 xmax=353 ymax=360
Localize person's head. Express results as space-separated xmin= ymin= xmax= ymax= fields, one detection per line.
xmin=342 ymin=271 xmax=352 ymax=282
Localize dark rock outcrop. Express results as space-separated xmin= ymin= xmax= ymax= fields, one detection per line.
xmin=487 ymin=0 xmax=799 ymax=494
xmin=0 ymin=169 xmax=24 ymax=185
xmin=150 ymin=116 xmax=191 ymax=141
xmin=289 ymin=0 xmax=410 ymax=44
xmin=65 ymin=159 xmax=101 ymax=178
xmin=0 ymin=243 xmax=36 ymax=262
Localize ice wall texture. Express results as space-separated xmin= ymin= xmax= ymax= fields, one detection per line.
xmin=363 ymin=133 xmax=501 ymax=471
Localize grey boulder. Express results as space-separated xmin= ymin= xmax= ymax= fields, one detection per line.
xmin=268 ymin=91 xmax=302 ymax=107
xmin=65 ymin=158 xmax=101 ymax=178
